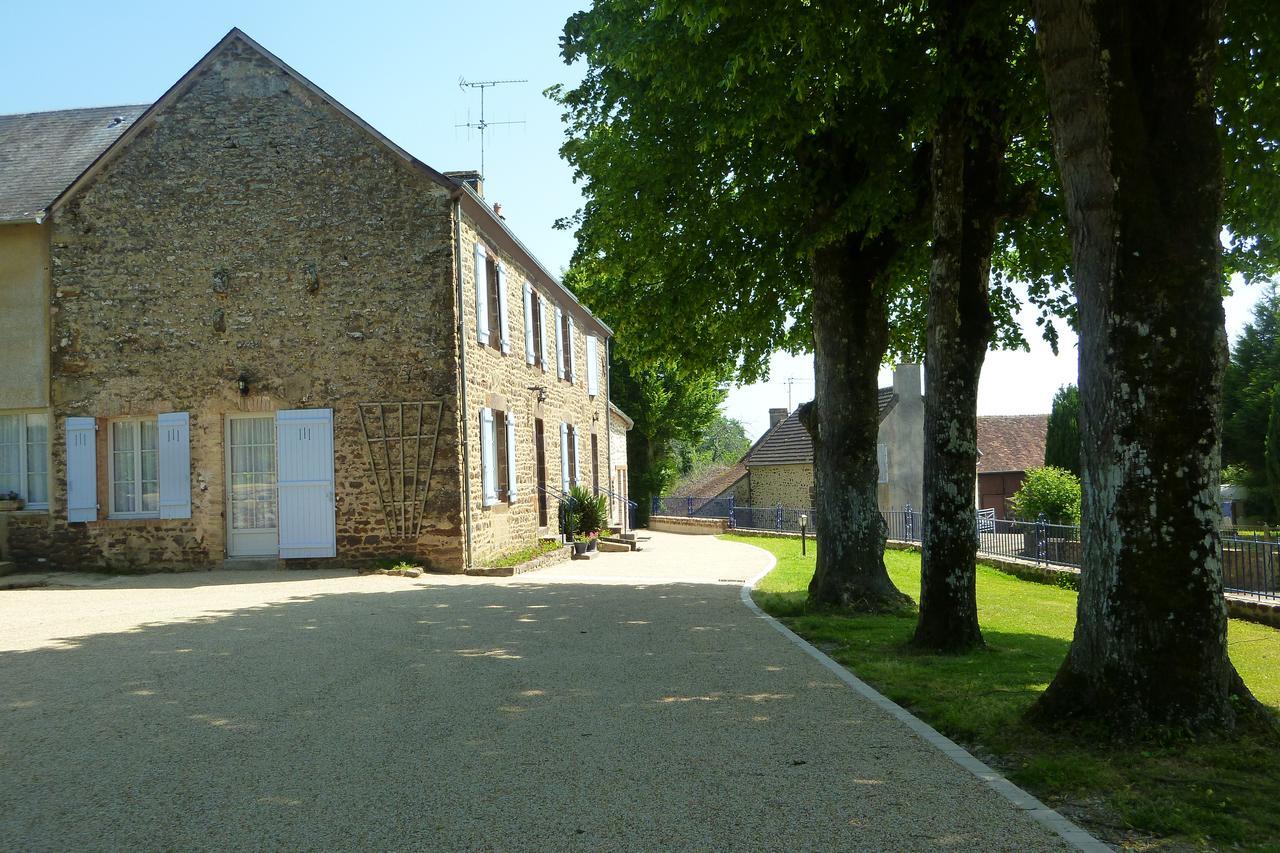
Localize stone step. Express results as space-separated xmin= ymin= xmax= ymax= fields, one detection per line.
xmin=570 ymin=548 xmax=600 ymax=561
xmin=221 ymin=557 xmax=284 ymax=571
xmin=597 ymin=540 xmax=631 ymax=553
xmin=0 ymin=561 xmax=15 ymax=577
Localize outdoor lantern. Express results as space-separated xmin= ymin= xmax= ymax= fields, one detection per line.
xmin=799 ymin=513 xmax=809 ymax=555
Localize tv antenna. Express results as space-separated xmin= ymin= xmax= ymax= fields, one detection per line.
xmin=457 ymin=77 xmax=527 ymax=181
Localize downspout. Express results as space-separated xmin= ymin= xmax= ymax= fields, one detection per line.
xmin=452 ymin=193 xmax=474 ymax=569
xmin=604 ymin=335 xmax=613 ymax=528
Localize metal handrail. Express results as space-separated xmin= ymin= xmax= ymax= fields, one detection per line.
xmin=598 ymin=486 xmax=638 ymax=535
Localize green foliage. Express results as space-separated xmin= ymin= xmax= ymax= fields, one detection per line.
xmin=564 ymin=485 xmax=609 ymax=536
xmin=488 ymin=539 xmax=564 ymax=569
xmin=1223 ymin=462 xmax=1251 ymax=485
xmin=1267 ymin=386 xmax=1280 ymax=520
xmin=733 ymin=534 xmax=1280 ymax=848
xmin=1008 ymin=466 xmax=1081 ymax=525
xmin=1223 ymin=287 xmax=1280 ymax=521
xmin=1043 ymin=384 xmax=1080 ymax=475
xmin=670 ymin=413 xmax=751 ymax=479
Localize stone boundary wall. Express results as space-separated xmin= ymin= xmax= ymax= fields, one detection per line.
xmin=648 ymin=516 xmax=729 ymax=535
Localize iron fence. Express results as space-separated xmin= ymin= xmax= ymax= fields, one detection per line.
xmin=653 ymin=494 xmax=1279 ymax=600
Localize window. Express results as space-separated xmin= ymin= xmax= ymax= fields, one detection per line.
xmin=481 ymin=408 xmax=516 ymax=506
xmin=0 ymin=413 xmax=49 ymax=508
xmin=561 ymin=311 xmax=575 ymax=383
xmin=486 ymin=256 xmax=502 ymax=349
xmin=530 ymin=293 xmax=544 ymax=368
xmin=566 ymin=424 xmax=578 ymax=487
xmin=494 ymin=409 xmax=509 ymax=503
xmin=110 ymin=418 xmax=160 ymax=516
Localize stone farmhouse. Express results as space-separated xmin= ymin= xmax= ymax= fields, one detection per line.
xmin=0 ymin=29 xmax=628 ymax=573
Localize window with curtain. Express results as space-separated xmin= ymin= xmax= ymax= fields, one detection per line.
xmin=0 ymin=413 xmax=49 ymax=507
xmin=110 ymin=418 xmax=160 ymax=516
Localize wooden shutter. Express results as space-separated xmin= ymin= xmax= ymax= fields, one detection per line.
xmin=586 ymin=335 xmax=599 ymax=396
xmin=559 ymin=422 xmax=570 ymax=492
xmin=481 ymin=408 xmax=498 ymax=506
xmin=554 ymin=306 xmax=565 ymax=379
xmin=522 ymin=281 xmax=535 ymax=364
xmin=276 ymin=409 xmax=336 ymax=559
xmin=496 ymin=261 xmax=511 ymax=354
xmin=65 ymin=417 xmax=97 ymax=522
xmin=474 ymin=242 xmax=489 ymax=345
xmin=157 ymin=412 xmax=191 ymax=519
xmin=505 ymin=411 xmax=518 ymax=502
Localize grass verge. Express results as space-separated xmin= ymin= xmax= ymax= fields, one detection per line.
xmin=487 ymin=538 xmax=565 ymax=569
xmin=727 ymin=533 xmax=1280 ymax=850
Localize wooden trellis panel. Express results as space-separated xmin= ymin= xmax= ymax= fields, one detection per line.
xmin=357 ymin=401 xmax=444 ymax=539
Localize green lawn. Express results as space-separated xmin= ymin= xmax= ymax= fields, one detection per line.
xmin=729 ymin=533 xmax=1280 ymax=850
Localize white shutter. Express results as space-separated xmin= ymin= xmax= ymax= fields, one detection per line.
xmin=480 ymin=408 xmax=497 ymax=506
xmin=522 ymin=281 xmax=535 ymax=364
xmin=276 ymin=409 xmax=336 ymax=559
xmin=539 ymin=295 xmax=551 ymax=373
xmin=157 ymin=412 xmax=191 ymax=519
xmin=65 ymin=417 xmax=97 ymax=522
xmin=505 ymin=411 xmax=518 ymax=502
xmin=559 ymin=422 xmax=570 ymax=492
xmin=573 ymin=427 xmax=582 ymax=487
xmin=554 ymin=306 xmax=565 ymax=379
xmin=497 ymin=261 xmax=511 ymax=354
xmin=474 ymin=242 xmax=489 ymax=345
xmin=567 ymin=316 xmax=577 ymax=382
xmin=586 ymin=335 xmax=599 ymax=396
xmin=878 ymin=443 xmax=890 ymax=484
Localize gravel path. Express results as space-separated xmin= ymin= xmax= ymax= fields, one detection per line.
xmin=2 ymin=532 xmax=1070 ymax=851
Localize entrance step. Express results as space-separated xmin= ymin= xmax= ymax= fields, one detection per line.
xmin=570 ymin=548 xmax=600 ymax=561
xmin=0 ymin=561 xmax=15 ymax=577
xmin=221 ymin=557 xmax=283 ymax=571
xmin=597 ymin=540 xmax=631 ymax=553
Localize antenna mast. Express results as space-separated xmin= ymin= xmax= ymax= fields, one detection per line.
xmin=457 ymin=77 xmax=527 ymax=181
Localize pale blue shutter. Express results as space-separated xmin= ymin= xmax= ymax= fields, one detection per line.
xmin=586 ymin=335 xmax=599 ymax=396
xmin=474 ymin=242 xmax=489 ymax=344
xmin=158 ymin=412 xmax=191 ymax=519
xmin=539 ymin=295 xmax=551 ymax=373
xmin=65 ymin=417 xmax=97 ymax=522
xmin=567 ymin=317 xmax=577 ymax=383
xmin=497 ymin=262 xmax=511 ymax=354
xmin=505 ymin=410 xmax=518 ymax=502
xmin=554 ymin=306 xmax=565 ymax=379
xmin=276 ymin=409 xmax=336 ymax=559
xmin=481 ymin=408 xmax=497 ymax=506
xmin=559 ymin=422 xmax=570 ymax=492
xmin=522 ymin=282 xmax=535 ymax=364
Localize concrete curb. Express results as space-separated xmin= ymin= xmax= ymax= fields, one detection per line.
xmin=739 ymin=556 xmax=1108 ymax=852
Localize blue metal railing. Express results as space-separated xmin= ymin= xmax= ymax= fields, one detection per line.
xmin=600 ymin=487 xmax=638 ymax=534
xmin=653 ymin=495 xmax=1278 ymax=600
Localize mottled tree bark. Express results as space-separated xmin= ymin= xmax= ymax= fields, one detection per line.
xmin=804 ymin=236 xmax=914 ymax=613
xmin=913 ymin=46 xmax=1004 ymax=651
xmin=1031 ymin=0 xmax=1256 ymax=728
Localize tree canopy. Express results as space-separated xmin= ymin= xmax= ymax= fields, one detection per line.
xmin=1223 ymin=286 xmax=1280 ymax=520
xmin=1044 ymin=384 xmax=1081 ymax=475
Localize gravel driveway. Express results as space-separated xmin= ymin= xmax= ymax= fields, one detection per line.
xmin=1 ymin=532 xmax=1069 ymax=851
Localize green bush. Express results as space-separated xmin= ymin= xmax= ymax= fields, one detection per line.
xmin=564 ymin=485 xmax=609 ymax=535
xmin=1008 ymin=466 xmax=1082 ymax=525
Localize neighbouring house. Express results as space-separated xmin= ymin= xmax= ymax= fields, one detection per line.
xmin=665 ymin=407 xmax=788 ymax=514
xmin=607 ymin=402 xmax=632 ymax=527
xmin=739 ymin=364 xmax=925 ymax=514
xmin=0 ymin=29 xmax=626 ymax=573
xmin=974 ymin=414 xmax=1049 ymax=519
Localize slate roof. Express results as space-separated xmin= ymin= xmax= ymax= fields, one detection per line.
xmin=744 ymin=388 xmax=897 ymax=467
xmin=976 ymin=414 xmax=1049 ymax=474
xmin=0 ymin=105 xmax=147 ymax=222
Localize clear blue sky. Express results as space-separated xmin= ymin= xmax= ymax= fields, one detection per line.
xmin=3 ymin=1 xmax=1266 ymax=439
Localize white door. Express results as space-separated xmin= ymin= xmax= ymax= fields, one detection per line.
xmin=276 ymin=409 xmax=336 ymax=559
xmin=226 ymin=415 xmax=278 ymax=557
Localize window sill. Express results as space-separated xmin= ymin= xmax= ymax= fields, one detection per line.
xmin=102 ymin=514 xmax=163 ymax=524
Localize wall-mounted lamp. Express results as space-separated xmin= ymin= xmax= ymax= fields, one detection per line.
xmin=237 ymin=372 xmax=251 ymax=397
xmin=527 ymin=385 xmax=547 ymax=404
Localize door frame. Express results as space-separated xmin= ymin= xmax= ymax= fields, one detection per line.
xmin=224 ymin=412 xmax=280 ymax=558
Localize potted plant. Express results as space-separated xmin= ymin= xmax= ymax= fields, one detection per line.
xmin=0 ymin=491 xmax=24 ymax=512
xmin=565 ymin=486 xmax=609 ymax=553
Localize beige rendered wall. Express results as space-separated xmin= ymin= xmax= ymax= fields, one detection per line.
xmin=876 ymin=366 xmax=924 ymax=513
xmin=608 ymin=408 xmax=629 ymax=525
xmin=0 ymin=223 xmax=50 ymax=409
xmin=457 ymin=213 xmax=610 ymax=564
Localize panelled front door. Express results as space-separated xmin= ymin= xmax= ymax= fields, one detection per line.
xmin=226 ymin=415 xmax=278 ymax=557
xmin=535 ymin=418 xmax=548 ymax=527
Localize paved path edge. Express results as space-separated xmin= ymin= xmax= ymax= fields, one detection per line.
xmin=739 ymin=554 xmax=1109 ymax=852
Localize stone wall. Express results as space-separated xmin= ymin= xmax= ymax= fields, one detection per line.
xmin=456 ymin=213 xmax=610 ymax=564
xmin=33 ymin=39 xmax=465 ymax=572
xmin=747 ymin=464 xmax=814 ymax=509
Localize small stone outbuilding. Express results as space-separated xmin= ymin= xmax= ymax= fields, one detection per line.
xmin=0 ymin=29 xmax=626 ymax=572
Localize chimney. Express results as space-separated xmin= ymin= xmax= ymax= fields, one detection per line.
xmin=768 ymin=407 xmax=788 ymax=429
xmin=445 ymin=170 xmax=484 ymax=198
xmin=892 ymin=363 xmax=922 ymax=400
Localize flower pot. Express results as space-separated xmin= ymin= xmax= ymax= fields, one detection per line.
xmin=0 ymin=499 xmax=24 ymax=512
xmin=586 ymin=538 xmax=598 ymax=553
xmin=572 ymin=541 xmax=589 ymax=556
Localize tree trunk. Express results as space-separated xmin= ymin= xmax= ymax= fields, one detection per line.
xmin=914 ymin=38 xmax=1004 ymax=651
xmin=805 ymin=236 xmax=914 ymax=613
xmin=1031 ymin=0 xmax=1255 ymax=728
